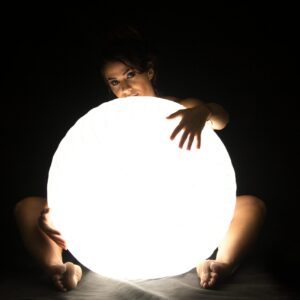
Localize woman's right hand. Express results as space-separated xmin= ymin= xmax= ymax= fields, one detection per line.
xmin=38 ymin=207 xmax=67 ymax=250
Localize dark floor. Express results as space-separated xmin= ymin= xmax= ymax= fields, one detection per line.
xmin=0 ymin=254 xmax=299 ymax=300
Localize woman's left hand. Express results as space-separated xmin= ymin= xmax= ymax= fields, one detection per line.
xmin=38 ymin=207 xmax=68 ymax=250
xmin=166 ymin=105 xmax=211 ymax=150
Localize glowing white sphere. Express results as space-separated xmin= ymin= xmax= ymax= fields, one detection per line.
xmin=47 ymin=96 xmax=236 ymax=280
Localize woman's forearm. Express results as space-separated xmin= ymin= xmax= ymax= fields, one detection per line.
xmin=179 ymin=98 xmax=229 ymax=130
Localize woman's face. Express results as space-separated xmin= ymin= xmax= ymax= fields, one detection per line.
xmin=103 ymin=61 xmax=156 ymax=98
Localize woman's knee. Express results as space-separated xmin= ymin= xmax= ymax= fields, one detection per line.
xmin=237 ymin=195 xmax=267 ymax=216
xmin=14 ymin=197 xmax=47 ymax=218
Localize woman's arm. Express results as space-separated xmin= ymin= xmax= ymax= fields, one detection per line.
xmin=164 ymin=96 xmax=229 ymax=150
xmin=167 ymin=96 xmax=229 ymax=130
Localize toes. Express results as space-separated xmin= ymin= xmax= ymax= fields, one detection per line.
xmin=198 ymin=261 xmax=211 ymax=288
xmin=210 ymin=271 xmax=218 ymax=280
xmin=197 ymin=260 xmax=226 ymax=289
xmin=52 ymin=274 xmax=67 ymax=292
xmin=49 ymin=264 xmax=68 ymax=292
xmin=62 ymin=262 xmax=82 ymax=291
xmin=57 ymin=280 xmax=67 ymax=292
xmin=208 ymin=273 xmax=218 ymax=287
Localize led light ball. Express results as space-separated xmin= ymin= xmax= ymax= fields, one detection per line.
xmin=47 ymin=96 xmax=236 ymax=280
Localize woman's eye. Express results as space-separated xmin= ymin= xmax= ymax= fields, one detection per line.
xmin=127 ymin=71 xmax=136 ymax=78
xmin=110 ymin=80 xmax=119 ymax=86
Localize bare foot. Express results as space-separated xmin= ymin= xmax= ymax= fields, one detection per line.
xmin=48 ymin=262 xmax=82 ymax=292
xmin=196 ymin=259 xmax=236 ymax=289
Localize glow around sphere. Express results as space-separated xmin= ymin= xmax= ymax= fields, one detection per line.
xmin=47 ymin=96 xmax=236 ymax=280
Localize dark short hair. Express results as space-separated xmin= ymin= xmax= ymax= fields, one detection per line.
xmin=98 ymin=26 xmax=157 ymax=83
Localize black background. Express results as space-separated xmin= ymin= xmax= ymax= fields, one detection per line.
xmin=2 ymin=3 xmax=299 ymax=287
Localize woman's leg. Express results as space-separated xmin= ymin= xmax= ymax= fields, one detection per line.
xmin=197 ymin=195 xmax=266 ymax=288
xmin=14 ymin=197 xmax=82 ymax=291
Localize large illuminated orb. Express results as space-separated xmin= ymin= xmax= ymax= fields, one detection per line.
xmin=47 ymin=96 xmax=236 ymax=280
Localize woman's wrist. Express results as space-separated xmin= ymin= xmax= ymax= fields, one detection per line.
xmin=204 ymin=103 xmax=213 ymax=122
xmin=205 ymin=102 xmax=229 ymax=130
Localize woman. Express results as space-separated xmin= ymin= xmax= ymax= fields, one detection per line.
xmin=14 ymin=27 xmax=266 ymax=291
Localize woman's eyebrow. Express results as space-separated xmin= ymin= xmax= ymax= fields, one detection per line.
xmin=107 ymin=68 xmax=130 ymax=80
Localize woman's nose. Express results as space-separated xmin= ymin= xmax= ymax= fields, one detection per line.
xmin=120 ymin=81 xmax=132 ymax=97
